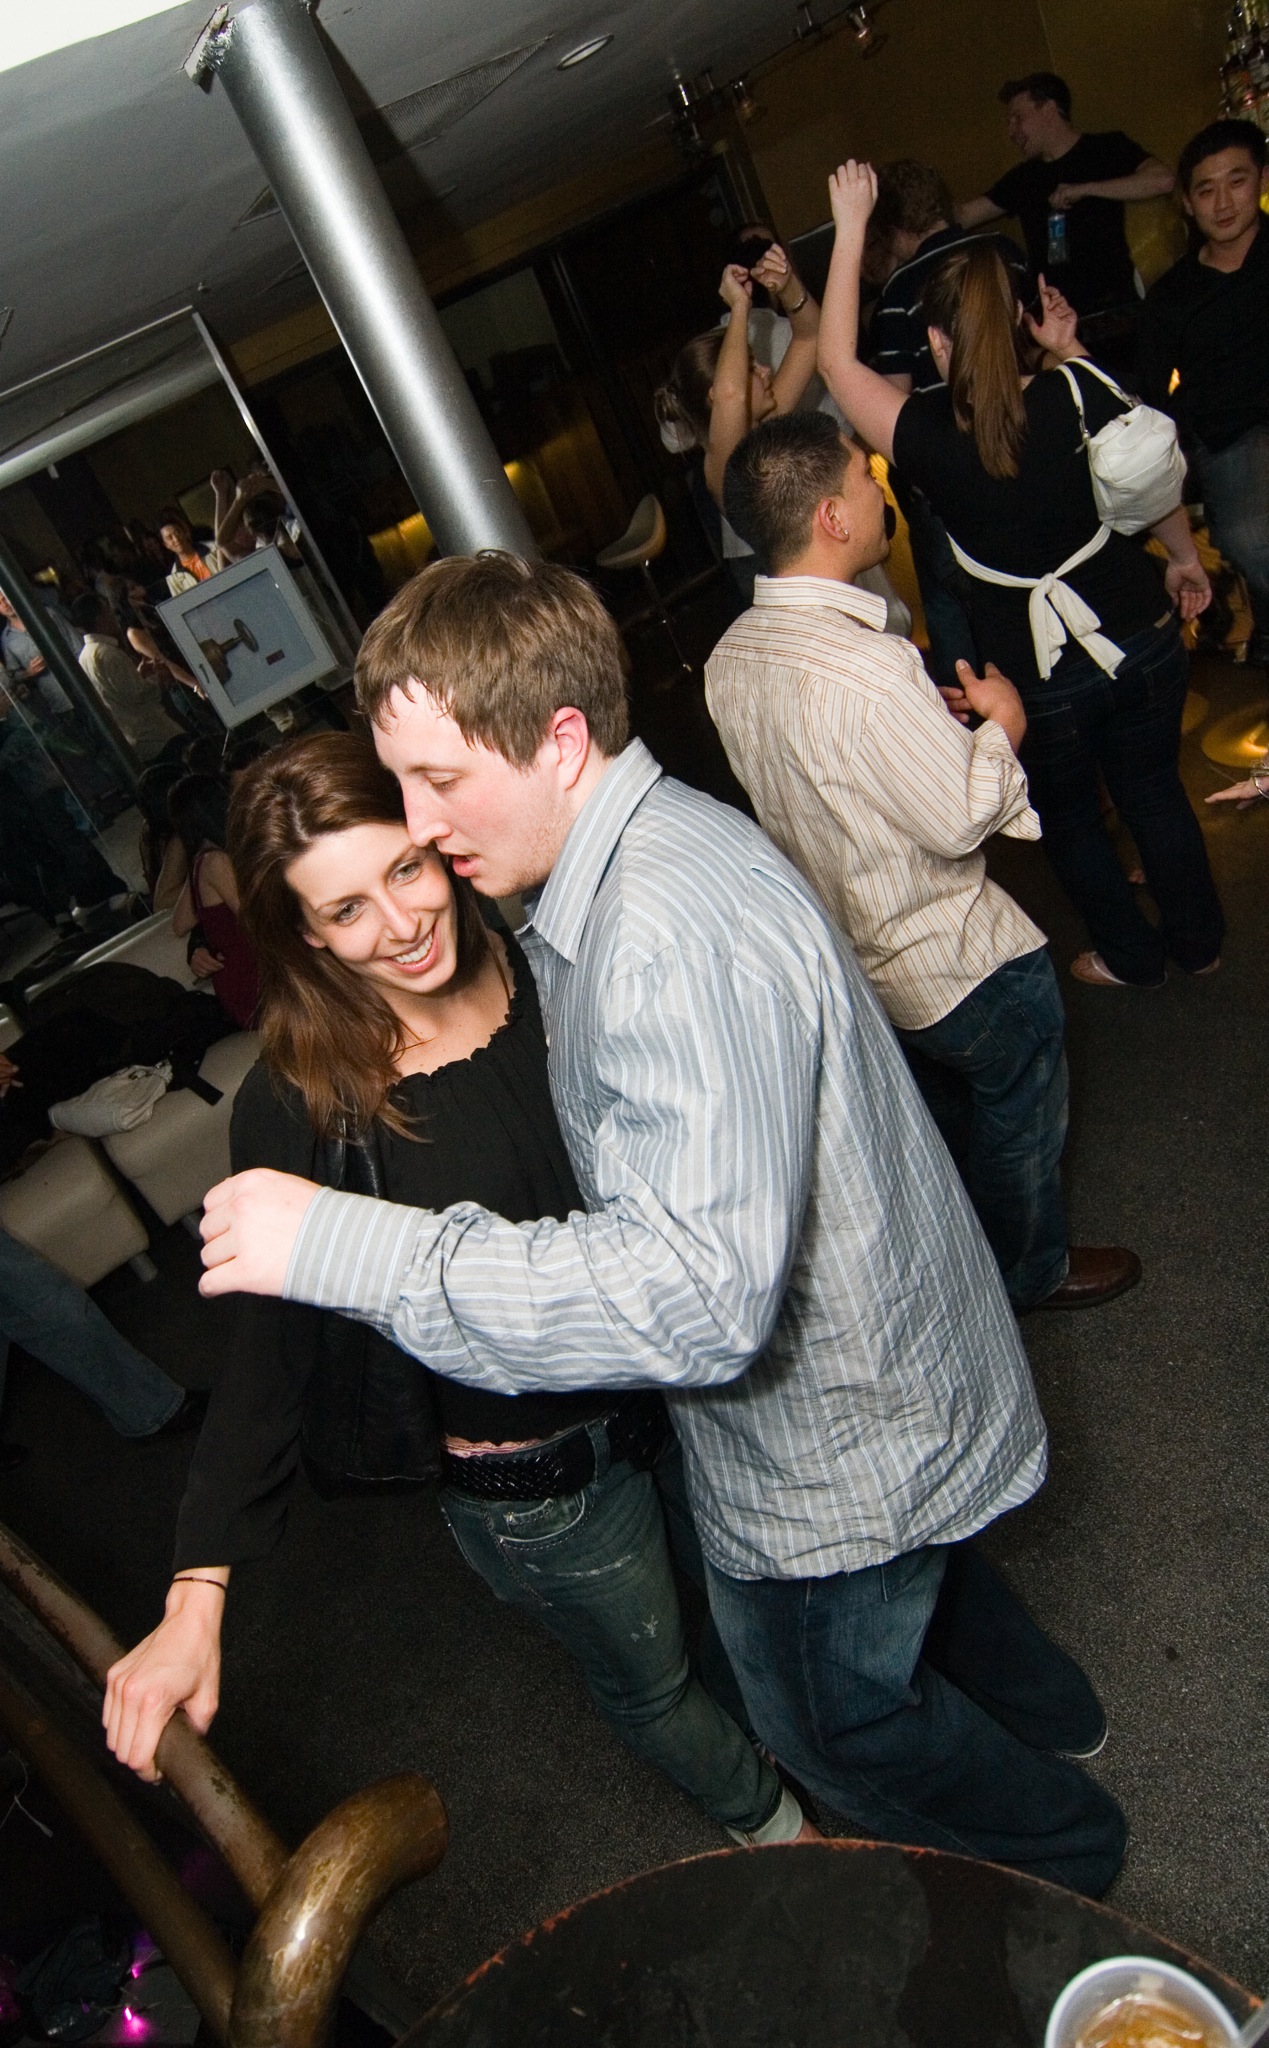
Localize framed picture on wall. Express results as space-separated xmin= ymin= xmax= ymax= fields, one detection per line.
xmin=158 ymin=545 xmax=338 ymax=728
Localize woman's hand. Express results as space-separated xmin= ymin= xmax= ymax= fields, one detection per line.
xmin=104 ymin=1577 xmax=226 ymax=1780
xmin=1024 ymin=273 xmax=1082 ymax=358
xmin=1164 ymin=557 xmax=1211 ymax=620
xmin=0 ymin=1054 xmax=20 ymax=1098
xmin=200 ymin=1168 xmax=322 ymax=1298
xmin=749 ymin=244 xmax=792 ymax=300
xmin=828 ymin=160 xmax=879 ymax=234
xmin=718 ymin=263 xmax=753 ymax=314
xmin=189 ymin=945 xmax=224 ymax=980
xmin=1206 ymin=773 xmax=1268 ymax=808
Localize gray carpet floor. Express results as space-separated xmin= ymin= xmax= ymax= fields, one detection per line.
xmin=0 ymin=638 xmax=1266 ymax=2016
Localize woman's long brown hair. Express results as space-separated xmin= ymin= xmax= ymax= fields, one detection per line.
xmin=227 ymin=732 xmax=491 ymax=1140
xmin=922 ymin=244 xmax=1028 ymax=480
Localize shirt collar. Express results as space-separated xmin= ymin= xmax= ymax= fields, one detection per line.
xmin=523 ymin=738 xmax=662 ymax=964
xmin=753 ymin=572 xmax=889 ymax=633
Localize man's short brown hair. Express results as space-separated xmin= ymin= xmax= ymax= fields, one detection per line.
xmin=354 ymin=552 xmax=629 ymax=765
xmin=874 ymin=160 xmax=956 ymax=241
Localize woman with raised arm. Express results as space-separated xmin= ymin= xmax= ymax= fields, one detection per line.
xmin=102 ymin=734 xmax=808 ymax=1850
xmin=817 ymin=160 xmax=1223 ymax=991
xmin=658 ymin=246 xmax=822 ymax=508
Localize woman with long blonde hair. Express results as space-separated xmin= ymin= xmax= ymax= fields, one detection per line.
xmin=818 ymin=160 xmax=1223 ymax=990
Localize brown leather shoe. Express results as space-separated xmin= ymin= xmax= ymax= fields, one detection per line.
xmin=1035 ymin=1246 xmax=1142 ymax=1311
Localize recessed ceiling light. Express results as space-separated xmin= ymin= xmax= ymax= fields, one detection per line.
xmin=557 ymin=34 xmax=613 ymax=68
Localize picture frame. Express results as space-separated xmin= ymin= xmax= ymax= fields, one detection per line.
xmin=157 ymin=545 xmax=341 ymax=729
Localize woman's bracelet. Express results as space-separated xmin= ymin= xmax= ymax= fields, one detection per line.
xmin=171 ymin=1575 xmax=227 ymax=1594
xmin=782 ymin=289 xmax=809 ymax=315
xmin=1251 ymin=762 xmax=1269 ymax=801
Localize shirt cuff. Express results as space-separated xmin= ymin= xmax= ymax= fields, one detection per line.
xmin=285 ymin=1185 xmax=424 ymax=1322
xmin=973 ymin=718 xmax=1042 ymax=841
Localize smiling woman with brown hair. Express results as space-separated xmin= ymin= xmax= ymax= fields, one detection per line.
xmin=102 ymin=730 xmax=805 ymax=1850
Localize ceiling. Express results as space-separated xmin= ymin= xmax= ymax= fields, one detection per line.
xmin=0 ymin=0 xmax=800 ymax=394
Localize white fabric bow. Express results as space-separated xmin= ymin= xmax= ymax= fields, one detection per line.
xmin=947 ymin=524 xmax=1125 ymax=681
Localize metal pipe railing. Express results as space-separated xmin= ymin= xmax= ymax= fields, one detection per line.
xmin=0 ymin=1666 xmax=237 ymax=2042
xmin=0 ymin=1519 xmax=445 ymax=2046
xmin=229 ymin=1774 xmax=448 ymax=2048
xmin=0 ymin=1519 xmax=288 ymax=1905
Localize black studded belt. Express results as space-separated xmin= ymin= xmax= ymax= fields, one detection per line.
xmin=439 ymin=1393 xmax=670 ymax=1502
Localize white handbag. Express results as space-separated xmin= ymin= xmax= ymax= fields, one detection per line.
xmin=49 ymin=1062 xmax=172 ymax=1137
xmin=1057 ymin=359 xmax=1186 ymax=535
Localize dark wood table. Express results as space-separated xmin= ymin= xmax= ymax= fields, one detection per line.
xmin=408 ymin=1841 xmax=1258 ymax=2047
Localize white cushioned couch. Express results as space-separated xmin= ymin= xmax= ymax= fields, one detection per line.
xmin=2 ymin=912 xmax=259 ymax=1281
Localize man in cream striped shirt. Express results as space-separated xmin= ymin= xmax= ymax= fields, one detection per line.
xmin=707 ymin=410 xmax=1138 ymax=1312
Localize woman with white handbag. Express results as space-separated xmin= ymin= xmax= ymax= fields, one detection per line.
xmin=818 ymin=160 xmax=1224 ymax=990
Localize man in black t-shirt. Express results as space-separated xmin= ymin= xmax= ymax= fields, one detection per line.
xmin=1139 ymin=119 xmax=1269 ymax=666
xmin=959 ymin=71 xmax=1174 ymax=360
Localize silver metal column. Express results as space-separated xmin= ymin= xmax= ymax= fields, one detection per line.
xmin=198 ymin=0 xmax=538 ymax=561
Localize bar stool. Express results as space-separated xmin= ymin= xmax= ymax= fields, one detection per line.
xmin=596 ymin=496 xmax=693 ymax=680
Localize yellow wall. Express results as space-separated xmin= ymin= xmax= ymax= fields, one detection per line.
xmin=747 ymin=0 xmax=1224 ymax=280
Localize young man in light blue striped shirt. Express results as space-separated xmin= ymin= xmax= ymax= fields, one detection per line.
xmin=200 ymin=553 xmax=1126 ymax=1896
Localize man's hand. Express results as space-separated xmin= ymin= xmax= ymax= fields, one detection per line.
xmin=828 ymin=159 xmax=879 ymax=233
xmin=939 ymin=660 xmax=1028 ymax=752
xmin=718 ymin=263 xmax=753 ymax=313
xmin=1047 ymin=183 xmax=1085 ymax=211
xmin=200 ymin=1168 xmax=322 ymax=1298
xmin=103 ymin=1579 xmax=225 ymax=1781
xmin=1164 ymin=558 xmax=1211 ymax=621
xmin=21 ymin=654 xmax=47 ymax=678
xmin=1024 ymin=273 xmax=1082 ymax=358
xmin=0 ymin=1053 xmax=20 ymax=1098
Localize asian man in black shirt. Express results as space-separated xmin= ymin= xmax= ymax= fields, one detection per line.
xmin=1139 ymin=120 xmax=1269 ymax=669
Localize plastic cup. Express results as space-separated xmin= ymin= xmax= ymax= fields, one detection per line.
xmin=1045 ymin=1955 xmax=1240 ymax=2048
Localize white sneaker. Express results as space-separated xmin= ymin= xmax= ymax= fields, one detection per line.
xmin=725 ymin=1782 xmax=804 ymax=1846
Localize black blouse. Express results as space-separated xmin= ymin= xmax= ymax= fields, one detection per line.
xmin=174 ymin=941 xmax=612 ymax=1569
xmin=892 ymin=363 xmax=1169 ymax=696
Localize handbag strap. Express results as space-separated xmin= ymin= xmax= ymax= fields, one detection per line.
xmin=1056 ymin=358 xmax=1134 ymax=446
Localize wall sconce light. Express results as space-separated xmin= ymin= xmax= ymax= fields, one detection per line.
xmin=731 ymin=75 xmax=764 ymax=122
xmin=667 ymin=77 xmax=708 ymax=158
xmin=846 ymin=5 xmax=888 ymax=56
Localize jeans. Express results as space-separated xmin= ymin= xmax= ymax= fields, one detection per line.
xmin=1021 ymin=618 xmax=1224 ymax=984
xmin=1192 ymin=425 xmax=1269 ymax=648
xmin=440 ymin=1433 xmax=780 ymax=1834
xmin=0 ymin=1227 xmax=182 ymax=1437
xmin=898 ymin=948 xmax=1069 ymax=1310
xmin=705 ymin=1541 xmax=1126 ymax=1898
xmin=891 ymin=473 xmax=980 ymax=688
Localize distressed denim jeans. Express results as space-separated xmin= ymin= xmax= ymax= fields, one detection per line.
xmin=0 ymin=1226 xmax=182 ymax=1437
xmin=440 ymin=1433 xmax=780 ymax=1833
xmin=898 ymin=947 xmax=1069 ymax=1310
